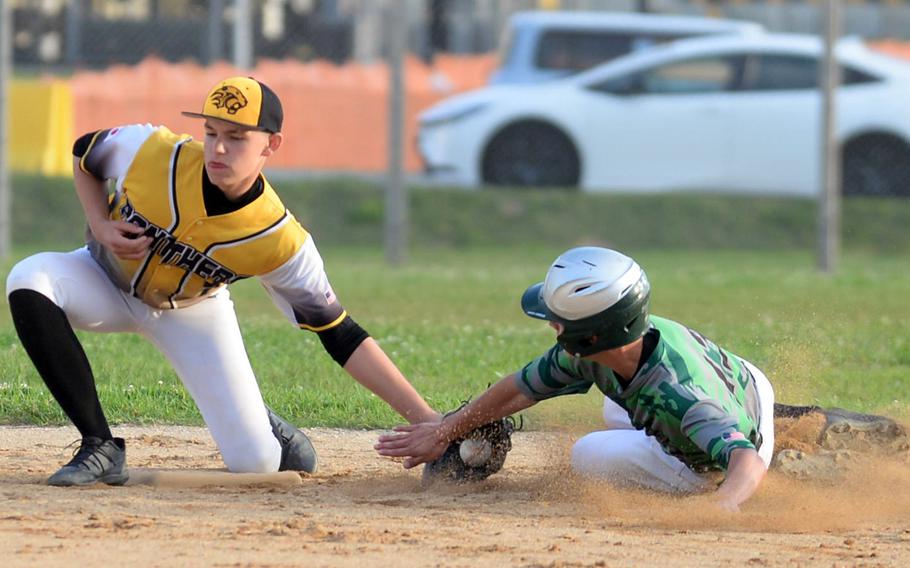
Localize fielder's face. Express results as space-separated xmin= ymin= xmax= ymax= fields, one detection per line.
xmin=203 ymin=118 xmax=282 ymax=198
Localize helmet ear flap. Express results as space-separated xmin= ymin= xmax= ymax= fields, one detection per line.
xmin=574 ymin=334 xmax=598 ymax=351
xmin=624 ymin=315 xmax=644 ymax=334
xmin=552 ymin=283 xmax=650 ymax=356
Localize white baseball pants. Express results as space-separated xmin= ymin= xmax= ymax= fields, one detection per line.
xmin=570 ymin=361 xmax=775 ymax=493
xmin=6 ymin=248 xmax=282 ymax=473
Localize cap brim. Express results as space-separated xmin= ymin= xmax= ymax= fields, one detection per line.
xmin=521 ymin=282 xmax=551 ymax=320
xmin=181 ymin=111 xmax=271 ymax=132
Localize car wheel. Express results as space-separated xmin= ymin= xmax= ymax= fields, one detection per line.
xmin=842 ymin=134 xmax=910 ymax=197
xmin=481 ymin=121 xmax=580 ymax=188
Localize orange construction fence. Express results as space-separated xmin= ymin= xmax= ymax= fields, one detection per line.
xmin=70 ymin=55 xmax=498 ymax=173
xmin=868 ymin=40 xmax=910 ymax=62
xmin=34 ymin=42 xmax=910 ymax=177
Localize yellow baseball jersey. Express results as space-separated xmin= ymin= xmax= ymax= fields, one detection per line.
xmin=79 ymin=124 xmax=346 ymax=331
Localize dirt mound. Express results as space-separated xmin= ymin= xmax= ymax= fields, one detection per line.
xmin=771 ymin=406 xmax=909 ymax=479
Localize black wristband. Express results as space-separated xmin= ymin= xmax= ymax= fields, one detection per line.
xmin=317 ymin=315 xmax=370 ymax=366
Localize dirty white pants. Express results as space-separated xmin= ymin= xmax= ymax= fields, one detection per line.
xmin=570 ymin=361 xmax=775 ymax=493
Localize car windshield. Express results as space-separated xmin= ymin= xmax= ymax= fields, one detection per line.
xmin=497 ymin=22 xmax=517 ymax=68
xmin=534 ymin=30 xmax=686 ymax=72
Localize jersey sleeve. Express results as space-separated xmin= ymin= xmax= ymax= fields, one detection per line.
xmin=514 ymin=345 xmax=594 ymax=401
xmin=75 ymin=124 xmax=157 ymax=181
xmin=680 ymin=398 xmax=757 ymax=470
xmin=258 ymin=235 xmax=347 ymax=332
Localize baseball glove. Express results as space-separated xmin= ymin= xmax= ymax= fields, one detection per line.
xmin=422 ymin=408 xmax=521 ymax=484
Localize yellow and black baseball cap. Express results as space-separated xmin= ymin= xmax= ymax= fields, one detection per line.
xmin=182 ymin=76 xmax=283 ymax=133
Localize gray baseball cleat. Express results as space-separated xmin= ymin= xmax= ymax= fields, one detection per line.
xmin=266 ymin=406 xmax=318 ymax=474
xmin=47 ymin=437 xmax=129 ymax=487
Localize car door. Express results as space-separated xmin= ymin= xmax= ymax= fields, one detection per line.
xmin=582 ymin=55 xmax=743 ymax=191
xmin=718 ymin=53 xmax=820 ymax=195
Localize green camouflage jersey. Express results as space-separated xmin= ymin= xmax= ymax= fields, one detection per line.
xmin=515 ymin=315 xmax=762 ymax=471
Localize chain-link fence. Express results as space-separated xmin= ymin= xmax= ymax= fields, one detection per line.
xmin=11 ymin=0 xmax=910 ymax=71
xmin=4 ymin=0 xmax=910 ymax=198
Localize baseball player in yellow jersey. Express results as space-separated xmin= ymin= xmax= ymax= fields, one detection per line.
xmin=5 ymin=77 xmax=439 ymax=486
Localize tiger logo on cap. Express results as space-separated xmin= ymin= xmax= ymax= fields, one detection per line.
xmin=210 ymin=85 xmax=248 ymax=115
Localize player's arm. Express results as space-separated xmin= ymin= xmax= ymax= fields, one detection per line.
xmin=341 ymin=336 xmax=439 ymax=424
xmin=713 ymin=447 xmax=767 ymax=512
xmin=680 ymin=398 xmax=768 ymax=512
xmin=376 ymin=347 xmax=586 ymax=468
xmin=72 ymin=156 xmax=150 ymax=259
xmin=72 ymin=126 xmax=156 ymax=259
xmin=375 ymin=373 xmax=538 ymax=468
xmin=258 ymin=238 xmax=440 ymax=424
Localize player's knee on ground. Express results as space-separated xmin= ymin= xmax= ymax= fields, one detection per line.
xmin=571 ymin=430 xmax=639 ymax=481
xmin=5 ymin=253 xmax=58 ymax=302
xmin=220 ymin=439 xmax=282 ymax=474
xmin=572 ymin=430 xmax=712 ymax=493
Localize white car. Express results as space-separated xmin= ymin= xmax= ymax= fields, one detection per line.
xmin=490 ymin=10 xmax=763 ymax=85
xmin=418 ymin=33 xmax=910 ymax=196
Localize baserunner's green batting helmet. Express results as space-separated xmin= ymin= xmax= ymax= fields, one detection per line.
xmin=521 ymin=247 xmax=651 ymax=357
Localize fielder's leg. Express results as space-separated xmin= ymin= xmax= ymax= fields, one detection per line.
xmin=5 ymin=248 xmax=135 ymax=485
xmin=143 ymin=289 xmax=316 ymax=473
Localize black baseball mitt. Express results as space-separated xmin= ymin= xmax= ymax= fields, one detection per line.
xmin=422 ymin=411 xmax=521 ymax=484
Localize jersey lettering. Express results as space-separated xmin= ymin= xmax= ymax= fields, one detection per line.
xmin=687 ymin=328 xmax=739 ymax=396
xmin=120 ymin=200 xmax=238 ymax=287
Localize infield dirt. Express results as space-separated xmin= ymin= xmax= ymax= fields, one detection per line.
xmin=2 ymin=425 xmax=909 ymax=567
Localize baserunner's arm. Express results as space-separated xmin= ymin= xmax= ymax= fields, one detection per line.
xmin=714 ymin=447 xmax=767 ymax=512
xmin=375 ymin=373 xmax=537 ymax=468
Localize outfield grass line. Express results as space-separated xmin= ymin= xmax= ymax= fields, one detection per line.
xmin=1 ymin=247 xmax=908 ymax=427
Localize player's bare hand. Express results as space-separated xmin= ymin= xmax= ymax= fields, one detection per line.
xmin=375 ymin=423 xmax=449 ymax=469
xmin=686 ymin=493 xmax=740 ymax=514
xmin=91 ymin=219 xmax=152 ymax=260
xmin=713 ymin=498 xmax=741 ymax=513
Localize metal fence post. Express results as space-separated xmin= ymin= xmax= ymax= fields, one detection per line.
xmin=65 ymin=0 xmax=83 ymax=66
xmin=819 ymin=0 xmax=841 ymax=273
xmin=233 ymin=0 xmax=253 ymax=69
xmin=207 ymin=0 xmax=225 ymax=65
xmin=385 ymin=1 xmax=408 ymax=266
xmin=0 ymin=0 xmax=11 ymax=258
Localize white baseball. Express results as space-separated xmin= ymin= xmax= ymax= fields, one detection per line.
xmin=459 ymin=438 xmax=493 ymax=467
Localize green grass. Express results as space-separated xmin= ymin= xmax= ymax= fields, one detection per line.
xmin=1 ymin=246 xmax=908 ymax=429
xmin=11 ymin=174 xmax=910 ymax=253
xmin=3 ymin=174 xmax=909 ymax=427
